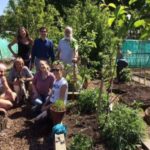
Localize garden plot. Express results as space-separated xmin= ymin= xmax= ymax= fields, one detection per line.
xmin=0 ymin=80 xmax=150 ymax=150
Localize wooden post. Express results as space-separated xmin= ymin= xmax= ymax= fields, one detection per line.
xmin=55 ymin=134 xmax=66 ymax=150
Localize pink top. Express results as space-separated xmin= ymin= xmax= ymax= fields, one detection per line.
xmin=33 ymin=71 xmax=55 ymax=96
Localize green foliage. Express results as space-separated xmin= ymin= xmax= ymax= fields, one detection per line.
xmin=68 ymin=133 xmax=93 ymax=150
xmin=120 ymin=67 xmax=132 ymax=82
xmin=50 ymin=99 xmax=65 ymax=112
xmin=78 ymin=89 xmax=99 ymax=113
xmin=3 ymin=0 xmax=63 ymax=45
xmin=78 ymin=66 xmax=94 ymax=80
xmin=65 ymin=64 xmax=83 ymax=92
xmin=100 ymin=0 xmax=150 ymax=39
xmin=66 ymin=1 xmax=119 ymax=81
xmin=99 ymin=104 xmax=147 ymax=150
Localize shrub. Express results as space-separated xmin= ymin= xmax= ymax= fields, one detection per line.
xmin=99 ymin=104 xmax=147 ymax=150
xmin=120 ymin=67 xmax=132 ymax=82
xmin=68 ymin=133 xmax=93 ymax=150
xmin=78 ymin=89 xmax=99 ymax=113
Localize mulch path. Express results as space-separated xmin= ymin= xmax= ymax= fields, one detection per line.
xmin=0 ymin=105 xmax=53 ymax=150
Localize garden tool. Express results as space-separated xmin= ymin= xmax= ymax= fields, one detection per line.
xmin=72 ymin=61 xmax=77 ymax=100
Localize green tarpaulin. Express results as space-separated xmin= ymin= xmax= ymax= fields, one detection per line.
xmin=0 ymin=38 xmax=18 ymax=60
xmin=122 ymin=39 xmax=150 ymax=68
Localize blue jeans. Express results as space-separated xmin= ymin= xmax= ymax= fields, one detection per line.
xmin=32 ymin=95 xmax=47 ymax=106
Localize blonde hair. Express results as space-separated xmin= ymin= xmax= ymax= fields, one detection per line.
xmin=52 ymin=61 xmax=64 ymax=70
xmin=39 ymin=60 xmax=50 ymax=70
xmin=13 ymin=57 xmax=24 ymax=68
xmin=0 ymin=63 xmax=6 ymax=71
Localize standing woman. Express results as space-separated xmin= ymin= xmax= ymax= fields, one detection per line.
xmin=8 ymin=27 xmax=33 ymax=67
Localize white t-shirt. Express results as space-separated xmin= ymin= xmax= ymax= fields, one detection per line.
xmin=50 ymin=77 xmax=68 ymax=104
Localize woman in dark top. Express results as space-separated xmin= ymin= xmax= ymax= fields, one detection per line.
xmin=8 ymin=27 xmax=33 ymax=67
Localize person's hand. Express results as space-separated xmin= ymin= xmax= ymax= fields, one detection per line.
xmin=72 ymin=57 xmax=77 ymax=63
xmin=6 ymin=90 xmax=17 ymax=101
xmin=41 ymin=104 xmax=50 ymax=112
xmin=11 ymin=92 xmax=17 ymax=101
xmin=13 ymin=78 xmax=20 ymax=85
xmin=19 ymin=77 xmax=26 ymax=83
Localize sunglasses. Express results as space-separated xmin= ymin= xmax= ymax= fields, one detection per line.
xmin=51 ymin=68 xmax=60 ymax=72
xmin=40 ymin=30 xmax=47 ymax=33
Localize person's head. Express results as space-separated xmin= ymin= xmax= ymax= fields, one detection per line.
xmin=39 ymin=60 xmax=50 ymax=73
xmin=52 ymin=61 xmax=64 ymax=79
xmin=17 ymin=27 xmax=30 ymax=41
xmin=13 ymin=57 xmax=24 ymax=71
xmin=39 ymin=27 xmax=48 ymax=40
xmin=0 ymin=63 xmax=6 ymax=77
xmin=64 ymin=26 xmax=73 ymax=40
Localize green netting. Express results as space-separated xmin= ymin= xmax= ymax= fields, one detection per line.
xmin=0 ymin=38 xmax=18 ymax=60
xmin=121 ymin=39 xmax=150 ymax=68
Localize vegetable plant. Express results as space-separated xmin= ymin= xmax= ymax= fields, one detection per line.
xmin=78 ymin=89 xmax=99 ymax=113
xmin=50 ymin=99 xmax=66 ymax=112
xmin=120 ymin=67 xmax=132 ymax=82
xmin=68 ymin=133 xmax=93 ymax=150
xmin=65 ymin=64 xmax=83 ymax=91
xmin=99 ymin=104 xmax=147 ymax=150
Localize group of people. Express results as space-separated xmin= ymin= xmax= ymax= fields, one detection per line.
xmin=0 ymin=26 xmax=78 ymax=119
xmin=8 ymin=26 xmax=78 ymax=69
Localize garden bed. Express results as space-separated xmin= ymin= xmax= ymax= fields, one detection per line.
xmin=112 ymin=82 xmax=150 ymax=107
xmin=0 ymin=80 xmax=150 ymax=149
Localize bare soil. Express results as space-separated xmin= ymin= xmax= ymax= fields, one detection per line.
xmin=112 ymin=82 xmax=150 ymax=106
xmin=0 ymin=80 xmax=150 ymax=150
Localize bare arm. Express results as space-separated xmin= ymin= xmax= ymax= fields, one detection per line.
xmin=59 ymin=85 xmax=67 ymax=100
xmin=42 ymin=84 xmax=67 ymax=112
xmin=32 ymin=83 xmax=38 ymax=95
xmin=2 ymin=76 xmax=12 ymax=92
xmin=2 ymin=76 xmax=16 ymax=101
xmin=8 ymin=38 xmax=18 ymax=57
xmin=73 ymin=49 xmax=78 ymax=59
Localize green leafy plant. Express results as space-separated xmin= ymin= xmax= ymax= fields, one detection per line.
xmin=70 ymin=38 xmax=78 ymax=50
xmin=120 ymin=67 xmax=132 ymax=82
xmin=78 ymin=89 xmax=99 ymax=113
xmin=99 ymin=104 xmax=147 ymax=150
xmin=65 ymin=64 xmax=83 ymax=92
xmin=68 ymin=133 xmax=93 ymax=150
xmin=50 ymin=99 xmax=66 ymax=112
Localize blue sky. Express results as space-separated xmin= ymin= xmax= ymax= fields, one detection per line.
xmin=0 ymin=0 xmax=9 ymax=15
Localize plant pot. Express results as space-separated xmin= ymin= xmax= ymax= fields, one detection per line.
xmin=50 ymin=107 xmax=66 ymax=125
xmin=144 ymin=107 xmax=150 ymax=125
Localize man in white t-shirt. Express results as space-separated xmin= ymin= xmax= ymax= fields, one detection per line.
xmin=57 ymin=26 xmax=78 ymax=65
